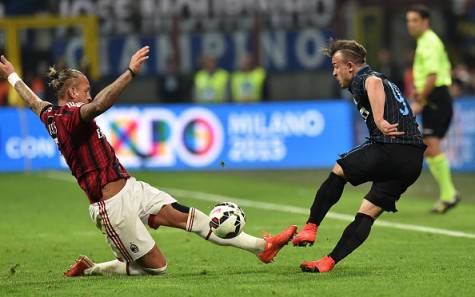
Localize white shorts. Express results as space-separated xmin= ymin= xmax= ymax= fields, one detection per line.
xmin=89 ymin=177 xmax=176 ymax=262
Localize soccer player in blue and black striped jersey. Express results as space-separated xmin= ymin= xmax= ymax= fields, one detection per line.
xmin=293 ymin=40 xmax=426 ymax=273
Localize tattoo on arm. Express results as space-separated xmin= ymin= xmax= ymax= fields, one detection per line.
xmin=80 ymin=70 xmax=133 ymax=122
xmin=14 ymin=81 xmax=51 ymax=116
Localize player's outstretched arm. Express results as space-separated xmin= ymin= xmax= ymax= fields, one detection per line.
xmin=366 ymin=76 xmax=405 ymax=137
xmin=80 ymin=46 xmax=149 ymax=121
xmin=0 ymin=55 xmax=51 ymax=116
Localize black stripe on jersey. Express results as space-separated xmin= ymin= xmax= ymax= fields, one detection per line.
xmin=97 ymin=135 xmax=123 ymax=180
xmin=86 ymin=139 xmax=104 ymax=195
xmin=68 ymin=137 xmax=94 ymax=199
xmin=39 ymin=104 xmax=53 ymax=116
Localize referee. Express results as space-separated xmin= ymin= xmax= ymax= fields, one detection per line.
xmin=407 ymin=5 xmax=460 ymax=213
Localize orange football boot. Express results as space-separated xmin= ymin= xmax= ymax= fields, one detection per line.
xmin=64 ymin=255 xmax=94 ymax=277
xmin=258 ymin=225 xmax=298 ymax=264
xmin=292 ymin=223 xmax=318 ymax=246
xmin=300 ymin=256 xmax=335 ymax=273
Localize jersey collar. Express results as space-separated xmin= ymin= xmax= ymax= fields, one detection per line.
xmin=349 ymin=64 xmax=370 ymax=93
xmin=355 ymin=64 xmax=370 ymax=76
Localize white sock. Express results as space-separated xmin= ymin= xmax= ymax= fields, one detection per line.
xmin=84 ymin=260 xmax=166 ymax=276
xmin=186 ymin=208 xmax=265 ymax=254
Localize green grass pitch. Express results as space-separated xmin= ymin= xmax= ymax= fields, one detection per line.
xmin=1 ymin=169 xmax=474 ymax=297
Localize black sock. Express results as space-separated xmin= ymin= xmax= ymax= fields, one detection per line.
xmin=329 ymin=213 xmax=374 ymax=263
xmin=307 ymin=172 xmax=346 ymax=225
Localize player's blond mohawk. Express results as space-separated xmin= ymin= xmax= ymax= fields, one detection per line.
xmin=47 ymin=65 xmax=82 ymax=98
xmin=322 ymin=39 xmax=367 ymax=65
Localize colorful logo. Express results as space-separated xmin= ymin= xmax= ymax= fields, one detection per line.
xmin=97 ymin=107 xmax=223 ymax=168
xmin=151 ymin=120 xmax=172 ymax=156
xmin=176 ymin=108 xmax=224 ymax=167
xmin=183 ymin=118 xmax=214 ymax=155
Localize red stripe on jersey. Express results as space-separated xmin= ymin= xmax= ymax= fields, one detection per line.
xmin=99 ymin=202 xmax=133 ymax=262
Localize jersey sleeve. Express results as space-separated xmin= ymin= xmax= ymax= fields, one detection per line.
xmin=39 ymin=104 xmax=53 ymax=124
xmin=354 ymin=74 xmax=370 ymax=98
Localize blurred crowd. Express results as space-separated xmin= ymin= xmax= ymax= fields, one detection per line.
xmin=2 ymin=48 xmax=474 ymax=106
xmin=0 ymin=51 xmax=270 ymax=106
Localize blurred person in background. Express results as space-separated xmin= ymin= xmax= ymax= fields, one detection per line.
xmin=231 ymin=53 xmax=267 ymax=103
xmin=377 ymin=49 xmax=403 ymax=89
xmin=407 ymin=5 xmax=460 ymax=213
xmin=193 ymin=54 xmax=229 ymax=103
xmin=403 ymin=50 xmax=416 ymax=98
xmin=450 ymin=64 xmax=473 ymax=97
xmin=0 ymin=78 xmax=8 ymax=106
xmin=157 ymin=57 xmax=192 ymax=103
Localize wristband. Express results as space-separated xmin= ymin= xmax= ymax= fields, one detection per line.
xmin=8 ymin=72 xmax=21 ymax=87
xmin=127 ymin=67 xmax=136 ymax=77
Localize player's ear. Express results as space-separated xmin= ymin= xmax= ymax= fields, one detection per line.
xmin=66 ymin=87 xmax=76 ymax=99
xmin=347 ymin=61 xmax=354 ymax=72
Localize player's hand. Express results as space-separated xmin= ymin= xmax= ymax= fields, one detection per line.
xmin=376 ymin=119 xmax=405 ymax=137
xmin=128 ymin=46 xmax=150 ymax=74
xmin=411 ymin=101 xmax=423 ymax=114
xmin=0 ymin=55 xmax=16 ymax=78
xmin=413 ymin=92 xmax=427 ymax=105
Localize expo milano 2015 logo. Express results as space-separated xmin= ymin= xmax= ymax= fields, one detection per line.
xmin=96 ymin=107 xmax=224 ymax=168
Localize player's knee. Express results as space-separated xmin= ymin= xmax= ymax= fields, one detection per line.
xmin=143 ymin=263 xmax=167 ymax=275
xmin=423 ymin=137 xmax=441 ymax=157
xmin=332 ymin=163 xmax=345 ymax=177
xmin=424 ymin=146 xmax=440 ymax=157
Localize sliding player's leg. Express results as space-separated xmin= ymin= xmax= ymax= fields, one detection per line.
xmin=65 ymin=183 xmax=168 ymax=277
xmin=69 ymin=245 xmax=168 ymax=277
xmin=149 ymin=203 xmax=297 ymax=263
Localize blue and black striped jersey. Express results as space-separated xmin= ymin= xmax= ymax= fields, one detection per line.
xmin=349 ymin=65 xmax=424 ymax=146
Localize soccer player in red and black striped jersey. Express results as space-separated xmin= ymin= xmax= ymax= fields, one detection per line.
xmin=0 ymin=48 xmax=296 ymax=277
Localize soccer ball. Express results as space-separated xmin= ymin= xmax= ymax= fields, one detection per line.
xmin=209 ymin=202 xmax=246 ymax=239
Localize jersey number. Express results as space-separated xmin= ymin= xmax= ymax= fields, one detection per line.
xmin=388 ymin=82 xmax=409 ymax=116
xmin=47 ymin=116 xmax=59 ymax=146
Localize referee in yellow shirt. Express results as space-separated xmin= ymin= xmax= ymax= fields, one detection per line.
xmin=407 ymin=5 xmax=460 ymax=213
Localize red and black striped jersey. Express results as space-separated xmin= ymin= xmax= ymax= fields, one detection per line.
xmin=40 ymin=102 xmax=129 ymax=203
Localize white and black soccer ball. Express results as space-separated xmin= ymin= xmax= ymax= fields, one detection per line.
xmin=209 ymin=202 xmax=246 ymax=239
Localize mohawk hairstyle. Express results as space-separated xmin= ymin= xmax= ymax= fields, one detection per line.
xmin=322 ymin=39 xmax=367 ymax=65
xmin=47 ymin=66 xmax=82 ymax=98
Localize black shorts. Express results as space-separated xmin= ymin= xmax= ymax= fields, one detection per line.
xmin=337 ymin=142 xmax=425 ymax=212
xmin=422 ymin=86 xmax=453 ymax=138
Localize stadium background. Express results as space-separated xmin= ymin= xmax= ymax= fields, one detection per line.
xmin=1 ymin=0 xmax=475 ymax=172
xmin=0 ymin=1 xmax=475 ymax=297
